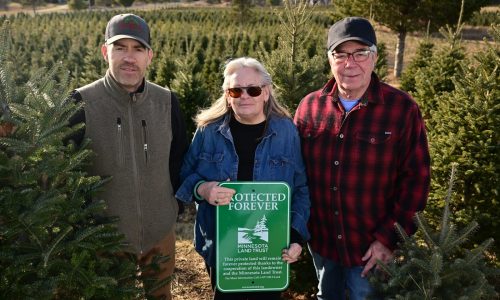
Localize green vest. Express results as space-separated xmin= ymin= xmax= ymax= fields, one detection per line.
xmin=78 ymin=71 xmax=177 ymax=253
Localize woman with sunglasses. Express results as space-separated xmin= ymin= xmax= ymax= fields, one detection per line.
xmin=175 ymin=57 xmax=310 ymax=300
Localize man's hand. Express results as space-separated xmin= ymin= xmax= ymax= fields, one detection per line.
xmin=282 ymin=243 xmax=302 ymax=264
xmin=361 ymin=240 xmax=393 ymax=277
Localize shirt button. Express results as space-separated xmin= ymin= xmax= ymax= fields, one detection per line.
xmin=334 ymin=161 xmax=339 ymax=166
xmin=337 ymin=235 xmax=342 ymax=239
xmin=332 ymin=186 xmax=338 ymax=191
xmin=339 ymin=133 xmax=344 ymax=139
xmin=334 ymin=211 xmax=339 ymax=215
xmin=370 ymin=137 xmax=376 ymax=143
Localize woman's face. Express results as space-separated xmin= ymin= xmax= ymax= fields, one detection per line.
xmin=226 ymin=67 xmax=269 ymax=125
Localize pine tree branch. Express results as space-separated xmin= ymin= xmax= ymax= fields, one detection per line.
xmin=43 ymin=226 xmax=73 ymax=267
xmin=439 ymin=163 xmax=458 ymax=244
xmin=414 ymin=213 xmax=436 ymax=249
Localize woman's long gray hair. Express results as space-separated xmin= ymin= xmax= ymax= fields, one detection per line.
xmin=195 ymin=57 xmax=291 ymax=128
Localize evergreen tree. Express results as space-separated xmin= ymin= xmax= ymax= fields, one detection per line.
xmin=232 ymin=0 xmax=254 ymax=23
xmin=169 ymin=40 xmax=210 ymax=140
xmin=400 ymin=40 xmax=434 ymax=94
xmin=262 ymin=0 xmax=327 ymax=110
xmin=0 ymin=23 xmax=140 ymax=299
xmin=80 ymin=46 xmax=106 ymax=87
xmin=411 ymin=26 xmax=466 ymax=120
xmin=199 ymin=56 xmax=224 ymax=104
xmin=427 ymin=25 xmax=500 ymax=254
xmin=153 ymin=50 xmax=177 ymax=90
xmin=68 ymin=0 xmax=87 ymax=10
xmin=369 ymin=164 xmax=499 ymax=299
xmin=374 ymin=41 xmax=388 ymax=81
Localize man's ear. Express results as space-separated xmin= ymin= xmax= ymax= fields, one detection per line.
xmin=147 ymin=49 xmax=153 ymax=66
xmin=101 ymin=44 xmax=109 ymax=62
xmin=327 ymin=51 xmax=335 ymax=68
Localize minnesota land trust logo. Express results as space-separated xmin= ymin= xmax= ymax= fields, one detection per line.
xmin=238 ymin=215 xmax=269 ymax=253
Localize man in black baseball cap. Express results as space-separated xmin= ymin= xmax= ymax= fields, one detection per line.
xmin=294 ymin=16 xmax=430 ymax=300
xmin=326 ymin=16 xmax=377 ymax=51
xmin=68 ymin=13 xmax=187 ymax=300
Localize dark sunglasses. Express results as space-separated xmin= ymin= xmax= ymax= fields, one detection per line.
xmin=227 ymin=86 xmax=264 ymax=98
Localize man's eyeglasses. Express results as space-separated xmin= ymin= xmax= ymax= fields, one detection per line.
xmin=331 ymin=49 xmax=373 ymax=63
xmin=227 ymin=86 xmax=264 ymax=98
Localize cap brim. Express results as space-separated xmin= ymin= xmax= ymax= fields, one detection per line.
xmin=106 ymin=34 xmax=151 ymax=49
xmin=329 ymin=37 xmax=373 ymax=51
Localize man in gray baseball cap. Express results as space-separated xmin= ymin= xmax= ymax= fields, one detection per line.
xmin=105 ymin=13 xmax=151 ymax=49
xmin=68 ymin=13 xmax=187 ymax=300
xmin=294 ymin=16 xmax=430 ymax=300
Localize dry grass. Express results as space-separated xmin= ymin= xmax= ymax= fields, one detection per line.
xmin=173 ymin=204 xmax=214 ymax=300
xmin=172 ymin=239 xmax=213 ymax=300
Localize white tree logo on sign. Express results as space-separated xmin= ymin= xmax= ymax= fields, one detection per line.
xmin=238 ymin=215 xmax=269 ymax=244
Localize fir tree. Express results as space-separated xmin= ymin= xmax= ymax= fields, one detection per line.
xmin=169 ymin=39 xmax=210 ymax=140
xmin=369 ymin=164 xmax=499 ymax=300
xmin=232 ymin=0 xmax=254 ymax=24
xmin=400 ymin=40 xmax=435 ymax=94
xmin=79 ymin=45 xmax=106 ymax=87
xmin=153 ymin=50 xmax=177 ymax=90
xmin=0 ymin=23 xmax=140 ymax=299
xmin=412 ymin=25 xmax=466 ymax=121
xmin=261 ymin=0 xmax=327 ymax=110
xmin=427 ymin=24 xmax=500 ymax=254
xmin=374 ymin=41 xmax=388 ymax=81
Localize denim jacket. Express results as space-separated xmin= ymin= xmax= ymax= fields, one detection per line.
xmin=175 ymin=114 xmax=310 ymax=266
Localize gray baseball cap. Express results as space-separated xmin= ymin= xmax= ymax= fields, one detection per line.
xmin=105 ymin=14 xmax=151 ymax=49
xmin=327 ymin=17 xmax=376 ymax=51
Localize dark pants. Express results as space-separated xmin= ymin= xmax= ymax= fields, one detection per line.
xmin=206 ymin=264 xmax=282 ymax=300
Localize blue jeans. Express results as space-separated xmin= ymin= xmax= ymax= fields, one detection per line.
xmin=309 ymin=247 xmax=378 ymax=300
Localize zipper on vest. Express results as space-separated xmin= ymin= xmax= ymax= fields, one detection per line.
xmin=141 ymin=120 xmax=148 ymax=164
xmin=117 ymin=117 xmax=124 ymax=166
xmin=127 ymin=96 xmax=143 ymax=252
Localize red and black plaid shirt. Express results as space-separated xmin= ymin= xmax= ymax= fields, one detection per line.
xmin=294 ymin=74 xmax=430 ymax=267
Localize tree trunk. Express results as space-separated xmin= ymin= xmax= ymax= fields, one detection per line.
xmin=394 ymin=30 xmax=406 ymax=78
xmin=31 ymin=0 xmax=37 ymax=14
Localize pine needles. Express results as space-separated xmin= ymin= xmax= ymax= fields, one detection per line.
xmin=369 ymin=164 xmax=499 ymax=300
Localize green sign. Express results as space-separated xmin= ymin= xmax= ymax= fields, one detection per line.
xmin=216 ymin=181 xmax=290 ymax=292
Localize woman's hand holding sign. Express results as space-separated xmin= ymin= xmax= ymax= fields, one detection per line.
xmin=197 ymin=181 xmax=236 ymax=206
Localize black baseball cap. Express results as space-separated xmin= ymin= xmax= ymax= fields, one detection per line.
xmin=327 ymin=17 xmax=376 ymax=51
xmin=105 ymin=14 xmax=151 ymax=49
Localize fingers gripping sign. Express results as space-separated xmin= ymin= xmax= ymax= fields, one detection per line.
xmin=196 ymin=181 xmax=236 ymax=206
xmin=282 ymin=243 xmax=303 ymax=264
